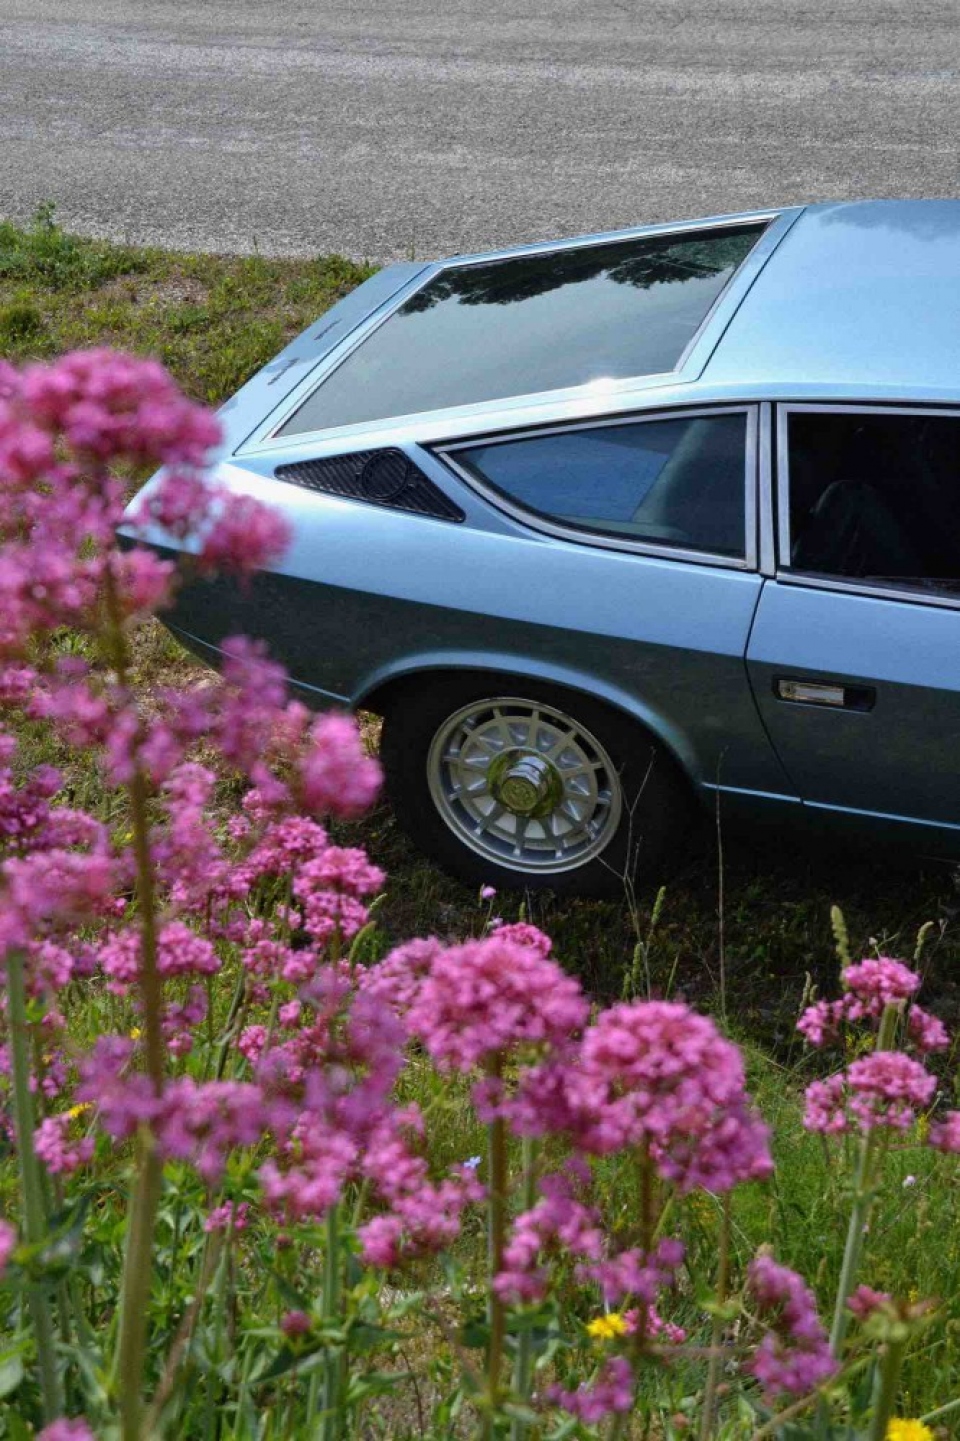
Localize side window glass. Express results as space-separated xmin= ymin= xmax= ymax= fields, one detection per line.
xmin=456 ymin=411 xmax=748 ymax=557
xmin=786 ymin=412 xmax=960 ymax=593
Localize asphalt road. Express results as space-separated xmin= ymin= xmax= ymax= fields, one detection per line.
xmin=0 ymin=1 xmax=958 ymax=262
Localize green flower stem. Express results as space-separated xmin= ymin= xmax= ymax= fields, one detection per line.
xmin=828 ymin=1001 xmax=900 ymax=1359
xmin=112 ymin=762 xmax=167 ymax=1441
xmin=699 ymin=1194 xmax=731 ymax=1441
xmin=320 ymin=1202 xmax=344 ymax=1441
xmin=510 ymin=1136 xmax=539 ymax=1441
xmin=116 ymin=1138 xmax=164 ymax=1441
xmin=866 ymin=1329 xmax=908 ymax=1441
xmin=485 ymin=1053 xmax=508 ymax=1439
xmin=104 ymin=560 xmax=169 ymax=1437
xmin=828 ymin=1131 xmax=876 ymax=1358
xmin=638 ymin=1138 xmax=655 ymax=1254
xmin=7 ymin=949 xmax=63 ymax=1422
xmin=214 ymin=968 xmax=249 ymax=1080
xmin=123 ymin=766 xmax=166 ymax=1091
xmin=102 ymin=564 xmax=166 ymax=1096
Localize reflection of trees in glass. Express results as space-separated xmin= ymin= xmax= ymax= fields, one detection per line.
xmin=399 ymin=225 xmax=763 ymax=314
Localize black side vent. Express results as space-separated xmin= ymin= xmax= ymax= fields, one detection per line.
xmin=273 ymin=448 xmax=464 ymax=522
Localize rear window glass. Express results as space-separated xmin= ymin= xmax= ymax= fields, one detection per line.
xmin=456 ymin=410 xmax=748 ymax=556
xmin=278 ymin=223 xmax=766 ymax=435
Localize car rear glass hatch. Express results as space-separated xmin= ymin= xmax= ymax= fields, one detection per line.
xmin=277 ymin=222 xmax=767 ymax=434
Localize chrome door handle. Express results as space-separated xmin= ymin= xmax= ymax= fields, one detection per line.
xmin=775 ymin=678 xmax=875 ymax=711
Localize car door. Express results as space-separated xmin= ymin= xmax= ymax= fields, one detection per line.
xmin=746 ymin=403 xmax=960 ymax=851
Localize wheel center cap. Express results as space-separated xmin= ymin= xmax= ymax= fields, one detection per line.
xmin=488 ymin=750 xmax=562 ymax=818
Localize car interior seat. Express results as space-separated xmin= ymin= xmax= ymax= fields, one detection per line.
xmin=790 ymin=477 xmax=927 ymax=577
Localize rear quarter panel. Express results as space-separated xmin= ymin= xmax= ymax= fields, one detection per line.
xmin=167 ymin=482 xmax=792 ymax=805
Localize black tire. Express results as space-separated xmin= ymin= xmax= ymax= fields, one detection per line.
xmin=379 ymin=673 xmax=696 ymax=898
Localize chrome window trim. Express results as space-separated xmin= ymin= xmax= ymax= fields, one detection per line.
xmin=437 ymin=404 xmax=759 ymax=571
xmin=774 ymin=570 xmax=960 ymax=613
xmin=775 ymin=401 xmax=960 ymax=610
xmin=245 ymin=209 xmax=791 ymax=455
xmin=423 ymin=209 xmax=780 ymax=270
xmin=758 ymin=401 xmax=775 ymax=576
xmin=667 ymin=216 xmax=778 ymax=374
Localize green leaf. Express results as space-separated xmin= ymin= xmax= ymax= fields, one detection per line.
xmin=3 ymin=1406 xmax=31 ymax=1441
xmin=346 ymin=1322 xmax=403 ymax=1355
xmin=256 ymin=1343 xmax=341 ymax=1384
xmin=0 ymin=1353 xmax=23 ymax=1400
xmin=382 ymin=1288 xmax=426 ymax=1320
xmin=345 ymin=1369 xmax=410 ymax=1403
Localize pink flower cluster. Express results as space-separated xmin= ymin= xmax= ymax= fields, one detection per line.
xmin=798 ymin=957 xmax=952 ymax=1141
xmin=232 ymin=980 xmax=485 ymax=1263
xmin=846 ymin=1284 xmax=892 ymax=1321
xmin=632 ymin=1305 xmax=687 ymax=1345
xmin=75 ymin=1040 xmax=264 ymax=1182
xmin=205 ymin=1201 xmax=251 ymax=1234
xmin=526 ymin=1001 xmax=775 ymax=1192
xmin=804 ymin=1052 xmax=937 ymax=1135
xmin=494 ymin=1167 xmax=604 ymax=1303
xmin=36 ymin=1423 xmax=95 ymax=1441
xmin=0 ymin=1219 xmax=16 ymax=1274
xmin=580 ymin=1237 xmax=685 ymax=1309
xmin=0 ymin=350 xmax=236 ymax=667
xmin=798 ymin=956 xmax=948 ymax=1054
xmin=549 ymin=1355 xmax=634 ymax=1423
xmin=404 ymin=934 xmax=589 ymax=1073
xmin=359 ymin=937 xmax=443 ymax=1015
xmin=929 ymin=1111 xmax=960 ymax=1153
xmin=746 ymin=1253 xmax=837 ymax=1399
xmin=34 ymin=1115 xmax=94 ymax=1176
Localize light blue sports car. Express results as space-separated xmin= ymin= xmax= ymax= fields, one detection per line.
xmin=132 ymin=199 xmax=960 ymax=895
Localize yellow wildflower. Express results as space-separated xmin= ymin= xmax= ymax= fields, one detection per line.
xmin=66 ymin=1103 xmax=91 ymax=1121
xmin=586 ymin=1313 xmax=628 ymax=1341
xmin=129 ymin=1028 xmax=142 ymax=1041
xmin=886 ymin=1421 xmax=933 ymax=1441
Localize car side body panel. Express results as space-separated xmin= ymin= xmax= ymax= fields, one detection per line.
xmin=165 ymin=492 xmax=794 ymax=808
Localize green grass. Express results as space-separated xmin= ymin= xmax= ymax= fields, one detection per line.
xmin=0 ymin=203 xmax=375 ymax=405
xmin=4 ymin=208 xmax=960 ymax=1424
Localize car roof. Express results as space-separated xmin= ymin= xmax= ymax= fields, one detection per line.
xmin=705 ymin=199 xmax=960 ymax=400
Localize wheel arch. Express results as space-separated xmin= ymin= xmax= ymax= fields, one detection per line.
xmin=354 ymin=652 xmax=705 ymax=799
